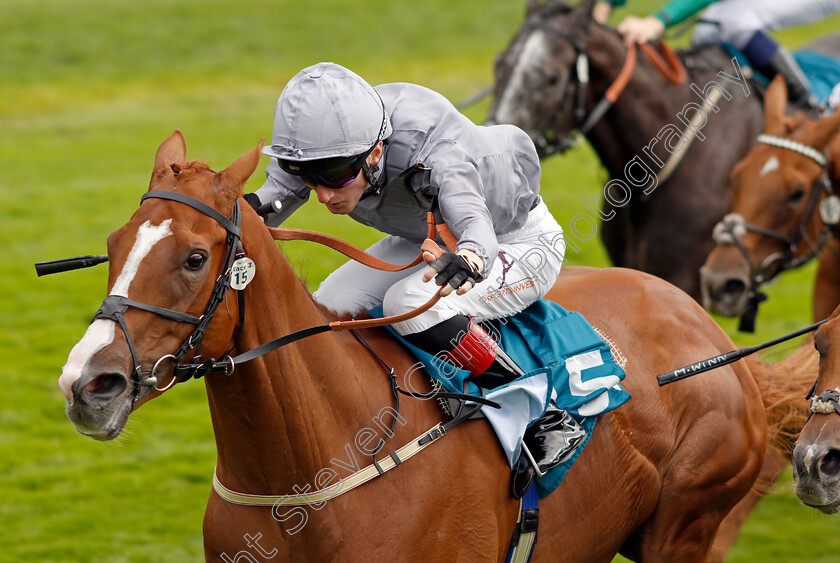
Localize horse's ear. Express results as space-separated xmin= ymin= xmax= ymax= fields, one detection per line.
xmin=763 ymin=76 xmax=788 ymax=134
xmin=526 ymin=0 xmax=542 ymax=17
xmin=803 ymin=111 xmax=840 ymax=152
xmin=217 ymin=139 xmax=265 ymax=199
xmin=151 ymin=130 xmax=187 ymax=184
xmin=573 ymin=0 xmax=596 ymax=20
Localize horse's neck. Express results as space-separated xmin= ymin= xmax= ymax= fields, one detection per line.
xmin=205 ymin=224 xmax=394 ymax=492
xmin=584 ymin=32 xmax=742 ymax=176
xmin=814 ymin=236 xmax=840 ymax=321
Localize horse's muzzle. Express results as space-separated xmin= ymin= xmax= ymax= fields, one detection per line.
xmin=792 ymin=440 xmax=840 ymax=514
xmin=66 ymin=371 xmax=131 ymax=440
xmin=699 ymin=264 xmax=750 ymax=317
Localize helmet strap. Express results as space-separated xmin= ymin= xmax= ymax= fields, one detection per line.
xmin=362 ymin=161 xmax=379 ymax=185
xmin=360 ymin=161 xmax=386 ymax=199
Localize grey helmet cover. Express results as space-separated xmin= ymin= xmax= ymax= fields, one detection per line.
xmin=262 ymin=62 xmax=392 ymax=162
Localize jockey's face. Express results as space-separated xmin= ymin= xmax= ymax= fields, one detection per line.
xmin=314 ymin=142 xmax=383 ymax=215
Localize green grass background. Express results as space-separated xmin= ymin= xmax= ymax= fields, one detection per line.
xmin=2 ymin=0 xmax=839 ymax=560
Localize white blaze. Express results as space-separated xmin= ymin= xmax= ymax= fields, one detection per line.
xmin=59 ymin=220 xmax=173 ymax=402
xmin=494 ymin=32 xmax=549 ymax=124
xmin=760 ymin=156 xmax=779 ymax=177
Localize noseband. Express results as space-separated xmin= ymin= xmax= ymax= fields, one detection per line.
xmin=93 ymin=191 xmax=244 ymax=398
xmin=711 ymin=135 xmax=838 ymax=331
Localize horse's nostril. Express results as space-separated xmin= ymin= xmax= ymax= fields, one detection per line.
xmin=721 ymin=279 xmax=747 ymax=299
xmin=83 ymin=373 xmax=127 ymax=399
xmin=820 ymin=450 xmax=840 ymax=478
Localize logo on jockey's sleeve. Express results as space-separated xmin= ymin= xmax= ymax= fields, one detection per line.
xmin=496 ymin=250 xmax=515 ymax=287
xmin=484 ymin=250 xmax=540 ymax=303
xmin=483 ymin=276 xmax=540 ymax=303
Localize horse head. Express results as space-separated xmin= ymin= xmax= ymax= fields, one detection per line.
xmin=792 ymin=305 xmax=840 ymax=513
xmin=58 ymin=130 xmax=263 ymax=440
xmin=700 ymin=76 xmax=840 ymax=318
xmin=487 ymin=0 xmax=599 ymax=156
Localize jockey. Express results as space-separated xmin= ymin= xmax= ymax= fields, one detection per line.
xmin=596 ymin=0 xmax=840 ymax=109
xmin=246 ymin=62 xmax=582 ymax=492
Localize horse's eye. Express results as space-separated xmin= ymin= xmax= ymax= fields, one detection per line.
xmin=185 ymin=252 xmax=206 ymax=271
xmin=787 ymin=188 xmax=806 ymax=204
xmin=546 ymin=73 xmax=561 ymax=87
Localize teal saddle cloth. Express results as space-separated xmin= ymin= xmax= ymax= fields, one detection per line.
xmin=725 ymin=44 xmax=840 ymax=105
xmin=372 ymin=298 xmax=631 ymax=498
xmin=794 ymin=51 xmax=840 ymax=105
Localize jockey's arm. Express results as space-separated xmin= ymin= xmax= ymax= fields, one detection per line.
xmin=616 ymin=0 xmax=718 ymax=44
xmin=422 ymin=153 xmax=498 ymax=296
xmin=655 ymin=0 xmax=719 ymax=28
xmin=432 ymin=161 xmax=497 ymax=277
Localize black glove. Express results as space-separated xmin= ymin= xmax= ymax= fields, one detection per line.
xmin=429 ymin=252 xmax=483 ymax=290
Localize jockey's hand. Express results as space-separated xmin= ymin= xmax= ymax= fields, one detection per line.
xmin=593 ymin=2 xmax=612 ymax=23
xmin=422 ymin=249 xmax=484 ymax=297
xmin=616 ymin=16 xmax=665 ymax=46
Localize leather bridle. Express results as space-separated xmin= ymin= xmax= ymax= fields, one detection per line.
xmin=489 ymin=13 xmax=684 ymax=157
xmin=67 ymin=190 xmax=498 ymax=409
xmin=489 ymin=16 xmax=596 ymax=157
xmin=711 ymin=135 xmax=838 ymax=331
xmin=92 ymin=190 xmax=245 ymax=401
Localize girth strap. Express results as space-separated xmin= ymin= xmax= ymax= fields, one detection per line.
xmin=505 ymin=483 xmax=540 ymax=563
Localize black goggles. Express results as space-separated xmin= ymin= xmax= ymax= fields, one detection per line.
xmin=278 ymin=146 xmax=374 ymax=189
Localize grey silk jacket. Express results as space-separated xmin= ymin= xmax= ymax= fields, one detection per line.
xmin=255 ymin=82 xmax=541 ymax=274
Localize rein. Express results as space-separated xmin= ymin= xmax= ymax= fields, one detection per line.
xmin=173 ymin=207 xmax=461 ymax=380
xmin=711 ymin=135 xmax=839 ymax=332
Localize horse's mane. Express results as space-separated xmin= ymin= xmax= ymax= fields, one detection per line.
xmin=535 ymin=1 xmax=573 ymax=19
xmin=748 ymin=338 xmax=818 ymax=459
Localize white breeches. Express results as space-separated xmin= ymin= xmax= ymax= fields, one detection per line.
xmin=312 ymin=199 xmax=566 ymax=335
xmin=691 ymin=0 xmax=840 ymax=49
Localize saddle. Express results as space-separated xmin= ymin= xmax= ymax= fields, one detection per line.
xmin=373 ymin=298 xmax=631 ymax=499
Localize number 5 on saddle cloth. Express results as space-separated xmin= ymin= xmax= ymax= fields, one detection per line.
xmin=372 ymin=298 xmax=631 ymax=498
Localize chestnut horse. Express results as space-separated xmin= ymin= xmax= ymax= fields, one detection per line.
xmin=701 ymin=76 xmax=840 ymax=324
xmin=793 ymin=304 xmax=840 ymax=514
xmin=697 ymin=76 xmax=840 ymax=558
xmin=58 ymin=131 xmax=811 ymax=561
